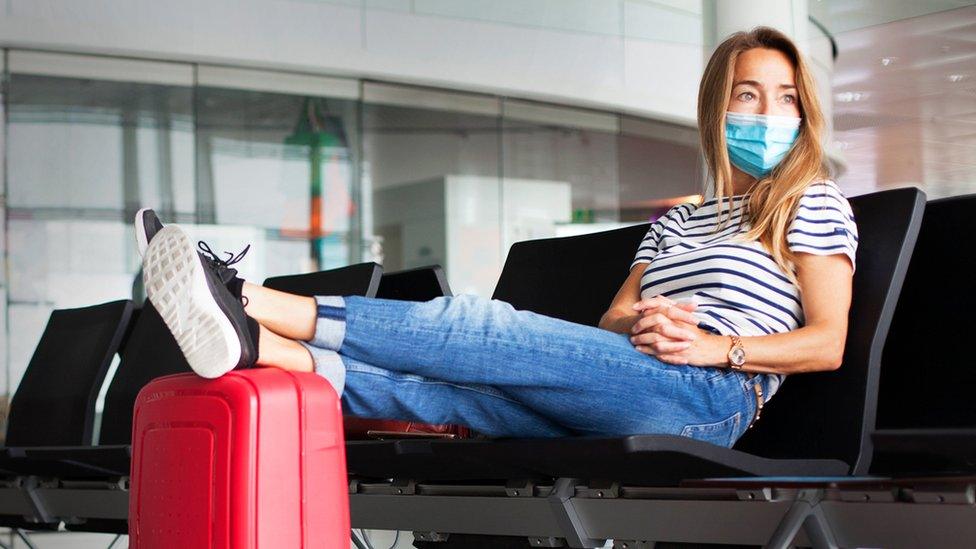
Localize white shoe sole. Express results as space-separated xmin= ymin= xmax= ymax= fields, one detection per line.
xmin=143 ymin=225 xmax=242 ymax=379
xmin=135 ymin=207 xmax=152 ymax=258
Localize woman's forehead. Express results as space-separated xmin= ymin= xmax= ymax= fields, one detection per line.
xmin=734 ymin=48 xmax=796 ymax=84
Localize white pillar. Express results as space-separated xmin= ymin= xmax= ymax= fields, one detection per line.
xmin=709 ymin=0 xmax=808 ymax=46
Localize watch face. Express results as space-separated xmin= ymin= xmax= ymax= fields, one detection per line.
xmin=730 ymin=347 xmax=746 ymax=366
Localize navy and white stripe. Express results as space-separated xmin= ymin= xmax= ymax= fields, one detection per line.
xmin=632 ymin=180 xmax=858 ymax=399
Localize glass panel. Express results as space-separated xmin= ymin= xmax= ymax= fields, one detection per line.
xmin=617 ymin=116 xmax=703 ymax=224
xmin=1 ymin=51 xmax=7 ymax=411
xmin=501 ymin=100 xmax=619 ymax=243
xmin=195 ymin=87 xmax=361 ymax=277
xmin=4 ymin=70 xmax=194 ymax=397
xmin=363 ymin=84 xmax=502 ymax=296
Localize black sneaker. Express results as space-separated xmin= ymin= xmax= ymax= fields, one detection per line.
xmin=197 ymin=241 xmax=248 ymax=302
xmin=134 ymin=208 xmax=165 ymax=258
xmin=143 ymin=225 xmax=257 ymax=378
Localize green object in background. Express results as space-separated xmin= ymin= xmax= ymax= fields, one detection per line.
xmin=285 ymin=97 xmax=350 ymax=269
xmin=572 ymin=208 xmax=595 ymax=223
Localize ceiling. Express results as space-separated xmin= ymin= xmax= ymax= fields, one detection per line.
xmin=830 ymin=4 xmax=976 ymax=199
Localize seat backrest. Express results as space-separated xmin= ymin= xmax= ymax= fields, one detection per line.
xmin=263 ymin=262 xmax=382 ymax=298
xmin=377 ymin=265 xmax=453 ymax=301
xmin=734 ymin=187 xmax=926 ymax=473
xmin=99 ymin=301 xmax=192 ymax=445
xmin=492 ymin=224 xmax=651 ymax=326
xmin=6 ymin=299 xmax=134 ymax=447
xmin=876 ymin=194 xmax=976 ymax=429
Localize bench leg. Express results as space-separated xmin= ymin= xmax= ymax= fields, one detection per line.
xmin=764 ymin=489 xmax=838 ymax=549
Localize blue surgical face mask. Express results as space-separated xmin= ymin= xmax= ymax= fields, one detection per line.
xmin=725 ymin=112 xmax=802 ymax=179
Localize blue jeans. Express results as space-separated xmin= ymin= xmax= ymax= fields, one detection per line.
xmin=300 ymin=294 xmax=766 ymax=446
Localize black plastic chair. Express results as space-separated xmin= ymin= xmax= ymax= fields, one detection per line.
xmin=871 ymin=193 xmax=976 ymax=475
xmin=263 ymin=262 xmax=382 ymax=297
xmin=376 ymin=265 xmax=452 ymax=301
xmin=0 ymin=300 xmax=134 ymax=529
xmin=4 ymin=300 xmax=135 ymax=449
xmin=346 ymin=187 xmax=926 ymax=485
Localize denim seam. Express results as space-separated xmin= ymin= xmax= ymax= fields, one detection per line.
xmin=345 ymin=364 xmax=527 ymax=407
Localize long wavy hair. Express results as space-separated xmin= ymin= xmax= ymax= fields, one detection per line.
xmin=698 ymin=27 xmax=827 ymax=285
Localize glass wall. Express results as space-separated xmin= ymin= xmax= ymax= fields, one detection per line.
xmin=363 ymin=83 xmax=503 ymax=296
xmin=4 ymin=55 xmax=196 ymax=403
xmin=195 ymin=80 xmax=361 ymax=277
xmin=0 ymin=50 xmax=702 ymax=424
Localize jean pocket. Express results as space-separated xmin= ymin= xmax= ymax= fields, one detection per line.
xmin=679 ymin=412 xmax=742 ymax=448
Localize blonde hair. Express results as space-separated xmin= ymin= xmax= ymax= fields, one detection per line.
xmin=697 ymin=26 xmax=827 ymax=285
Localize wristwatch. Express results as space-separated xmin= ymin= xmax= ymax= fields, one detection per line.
xmin=727 ymin=335 xmax=746 ymax=369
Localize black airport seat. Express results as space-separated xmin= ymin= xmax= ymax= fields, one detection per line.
xmin=376 ymin=265 xmax=453 ymax=301
xmin=0 ymin=300 xmax=135 ymax=529
xmin=871 ymin=193 xmax=976 ymax=476
xmin=4 ymin=300 xmax=135 ymax=450
xmin=346 ymin=187 xmax=926 ymax=486
xmin=264 ymin=261 xmax=382 ymax=297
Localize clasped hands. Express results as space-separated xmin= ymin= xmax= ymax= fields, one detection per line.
xmin=628 ymin=295 xmax=724 ymax=366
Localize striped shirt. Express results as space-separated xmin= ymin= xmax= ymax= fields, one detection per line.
xmin=632 ymin=180 xmax=858 ymax=399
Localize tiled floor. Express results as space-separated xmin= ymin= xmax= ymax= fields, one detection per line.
xmin=2 ymin=531 xmax=126 ymax=548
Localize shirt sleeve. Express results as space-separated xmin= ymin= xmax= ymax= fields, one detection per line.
xmin=787 ymin=181 xmax=859 ymax=271
xmin=631 ymin=204 xmax=684 ymax=269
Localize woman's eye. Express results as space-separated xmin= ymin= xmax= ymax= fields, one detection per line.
xmin=737 ymin=92 xmax=755 ymax=102
xmin=782 ymin=95 xmax=796 ymax=104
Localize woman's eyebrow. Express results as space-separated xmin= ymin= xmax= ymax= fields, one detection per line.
xmin=733 ymin=79 xmax=763 ymax=88
xmin=733 ymin=80 xmax=797 ymax=90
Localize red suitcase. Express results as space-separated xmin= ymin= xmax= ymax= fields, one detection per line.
xmin=129 ymin=368 xmax=349 ymax=548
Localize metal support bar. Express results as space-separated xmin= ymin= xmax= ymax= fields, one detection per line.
xmin=13 ymin=529 xmax=39 ymax=549
xmin=613 ymin=542 xmax=653 ymax=549
xmin=36 ymin=485 xmax=129 ymax=521
xmin=546 ymin=479 xmax=606 ymax=549
xmin=21 ymin=478 xmax=54 ymax=525
xmin=765 ymin=489 xmax=837 ymax=549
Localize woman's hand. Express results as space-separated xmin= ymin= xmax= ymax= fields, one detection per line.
xmin=629 ymin=298 xmax=700 ymax=355
xmin=629 ymin=298 xmax=729 ymax=366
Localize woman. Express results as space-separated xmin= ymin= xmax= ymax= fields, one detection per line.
xmin=137 ymin=27 xmax=857 ymax=447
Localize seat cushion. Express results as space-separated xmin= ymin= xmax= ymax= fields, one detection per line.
xmin=347 ymin=435 xmax=850 ymax=486
xmin=3 ymin=445 xmax=131 ymax=478
xmin=871 ymin=428 xmax=976 ymax=475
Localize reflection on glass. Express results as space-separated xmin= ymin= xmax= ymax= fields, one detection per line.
xmin=196 ymin=88 xmax=360 ymax=275
xmin=4 ymin=74 xmax=194 ymax=397
xmin=616 ymin=117 xmax=703 ymax=223
xmin=363 ymin=92 xmax=502 ymax=295
xmin=502 ymin=101 xmax=620 ymax=248
xmin=0 ymin=59 xmax=705 ymax=409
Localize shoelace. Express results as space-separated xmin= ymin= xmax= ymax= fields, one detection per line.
xmin=197 ymin=241 xmax=251 ymax=306
xmin=197 ymin=241 xmax=250 ymax=269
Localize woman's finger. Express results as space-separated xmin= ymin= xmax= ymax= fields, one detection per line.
xmin=665 ymin=304 xmax=699 ymax=325
xmin=630 ymin=332 xmax=691 ymax=346
xmin=632 ymin=295 xmax=675 ymax=313
xmin=631 ymin=312 xmax=670 ymax=334
xmin=652 ymin=322 xmax=698 ymax=341
xmin=630 ymin=332 xmax=661 ymax=346
xmin=656 ymin=353 xmax=690 ymax=365
xmin=651 ymin=340 xmax=693 ymax=354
